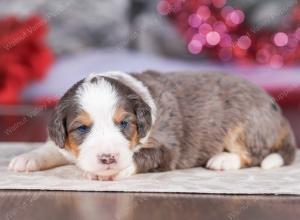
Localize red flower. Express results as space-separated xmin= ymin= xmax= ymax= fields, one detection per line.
xmin=0 ymin=15 xmax=53 ymax=104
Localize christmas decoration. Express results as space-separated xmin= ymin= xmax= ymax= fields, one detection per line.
xmin=0 ymin=15 xmax=53 ymax=104
xmin=157 ymin=0 xmax=300 ymax=68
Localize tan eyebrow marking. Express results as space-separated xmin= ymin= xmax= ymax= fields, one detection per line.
xmin=69 ymin=111 xmax=93 ymax=130
xmin=65 ymin=111 xmax=93 ymax=156
xmin=113 ymin=106 xmax=139 ymax=149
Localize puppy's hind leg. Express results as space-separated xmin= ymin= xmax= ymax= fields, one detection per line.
xmin=206 ymin=152 xmax=242 ymax=171
xmin=206 ymin=124 xmax=249 ymax=171
xmin=8 ymin=140 xmax=71 ymax=172
xmin=261 ymin=128 xmax=297 ymax=170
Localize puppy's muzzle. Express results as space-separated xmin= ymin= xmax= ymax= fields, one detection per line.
xmin=97 ymin=153 xmax=119 ymax=165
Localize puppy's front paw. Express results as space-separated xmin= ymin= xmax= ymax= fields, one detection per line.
xmin=115 ymin=163 xmax=136 ymax=180
xmin=83 ymin=164 xmax=136 ymax=181
xmin=8 ymin=153 xmax=43 ymax=172
xmin=82 ymin=172 xmax=116 ymax=181
xmin=206 ymin=152 xmax=241 ymax=171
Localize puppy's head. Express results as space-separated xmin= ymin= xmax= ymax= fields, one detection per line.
xmin=48 ymin=72 xmax=155 ymax=176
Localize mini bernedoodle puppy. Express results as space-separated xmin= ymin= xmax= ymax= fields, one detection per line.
xmin=9 ymin=71 xmax=297 ymax=180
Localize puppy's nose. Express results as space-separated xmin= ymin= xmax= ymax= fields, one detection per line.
xmin=97 ymin=153 xmax=118 ymax=165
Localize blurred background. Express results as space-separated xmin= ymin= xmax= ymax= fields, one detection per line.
xmin=0 ymin=0 xmax=300 ymax=144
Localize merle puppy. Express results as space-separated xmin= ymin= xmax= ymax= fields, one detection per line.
xmin=9 ymin=71 xmax=296 ymax=180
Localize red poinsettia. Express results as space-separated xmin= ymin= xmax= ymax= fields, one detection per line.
xmin=0 ymin=15 xmax=53 ymax=104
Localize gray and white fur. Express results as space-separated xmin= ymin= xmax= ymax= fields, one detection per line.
xmin=9 ymin=71 xmax=297 ymax=180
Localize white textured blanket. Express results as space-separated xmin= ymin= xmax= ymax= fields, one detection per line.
xmin=1 ymin=143 xmax=300 ymax=195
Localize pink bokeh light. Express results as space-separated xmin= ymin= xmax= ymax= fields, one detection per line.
xmin=188 ymin=40 xmax=203 ymax=54
xmin=287 ymin=35 xmax=298 ymax=48
xmin=157 ymin=0 xmax=171 ymax=15
xmin=273 ymin=32 xmax=288 ymax=47
xmin=197 ymin=5 xmax=211 ymax=21
xmin=199 ymin=23 xmax=213 ymax=34
xmin=192 ymin=33 xmax=207 ymax=45
xmin=228 ymin=10 xmax=245 ymax=25
xmin=206 ymin=31 xmax=221 ymax=46
xmin=213 ymin=21 xmax=227 ymax=34
xmin=212 ymin=0 xmax=227 ymax=8
xmin=188 ymin=13 xmax=203 ymax=27
xmin=237 ymin=35 xmax=251 ymax=50
xmin=220 ymin=34 xmax=232 ymax=47
xmin=221 ymin=6 xmax=234 ymax=19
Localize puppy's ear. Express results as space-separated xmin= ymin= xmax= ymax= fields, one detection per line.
xmin=47 ymin=79 xmax=84 ymax=148
xmin=129 ymin=95 xmax=152 ymax=138
xmin=48 ymin=105 xmax=66 ymax=148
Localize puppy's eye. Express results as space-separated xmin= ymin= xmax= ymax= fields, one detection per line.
xmin=119 ymin=120 xmax=129 ymax=130
xmin=76 ymin=125 xmax=90 ymax=133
